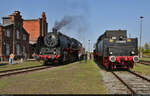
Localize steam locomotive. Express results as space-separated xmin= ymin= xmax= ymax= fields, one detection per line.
xmin=34 ymin=28 xmax=84 ymax=65
xmin=94 ymin=30 xmax=139 ymax=70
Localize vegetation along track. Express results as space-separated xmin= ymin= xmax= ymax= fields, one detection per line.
xmin=111 ymin=70 xmax=150 ymax=94
xmin=0 ymin=65 xmax=53 ymax=78
xmin=139 ymin=60 xmax=150 ymax=66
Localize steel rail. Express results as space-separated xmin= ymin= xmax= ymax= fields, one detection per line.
xmin=128 ymin=70 xmax=150 ymax=82
xmin=140 ymin=60 xmax=150 ymax=63
xmin=139 ymin=60 xmax=150 ymax=66
xmin=112 ymin=70 xmax=150 ymax=94
xmin=111 ymin=71 xmax=136 ymax=94
xmin=0 ymin=65 xmax=44 ymax=73
xmin=0 ymin=66 xmax=52 ymax=78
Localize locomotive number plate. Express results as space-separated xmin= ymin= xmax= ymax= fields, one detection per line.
xmin=116 ymin=40 xmax=126 ymax=43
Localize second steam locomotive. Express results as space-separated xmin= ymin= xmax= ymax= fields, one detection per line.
xmin=34 ymin=28 xmax=84 ymax=65
xmin=94 ymin=30 xmax=139 ymax=70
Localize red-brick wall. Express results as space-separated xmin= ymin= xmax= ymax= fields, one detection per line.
xmin=0 ymin=27 xmax=2 ymax=57
xmin=23 ymin=20 xmax=40 ymax=43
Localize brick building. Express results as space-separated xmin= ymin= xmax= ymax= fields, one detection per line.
xmin=23 ymin=12 xmax=48 ymax=57
xmin=0 ymin=11 xmax=29 ymax=61
xmin=23 ymin=12 xmax=48 ymax=43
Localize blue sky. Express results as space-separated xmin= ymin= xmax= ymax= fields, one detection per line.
xmin=0 ymin=0 xmax=150 ymax=51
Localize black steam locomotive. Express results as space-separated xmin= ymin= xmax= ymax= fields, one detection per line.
xmin=34 ymin=28 xmax=84 ymax=65
xmin=94 ymin=30 xmax=139 ymax=70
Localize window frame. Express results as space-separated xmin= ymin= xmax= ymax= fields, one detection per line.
xmin=16 ymin=30 xmax=20 ymax=39
xmin=16 ymin=44 xmax=20 ymax=55
xmin=6 ymin=43 xmax=10 ymax=56
xmin=23 ymin=34 xmax=26 ymax=40
xmin=6 ymin=29 xmax=10 ymax=37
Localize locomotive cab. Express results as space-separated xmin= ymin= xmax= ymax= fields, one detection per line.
xmin=95 ymin=30 xmax=139 ymax=70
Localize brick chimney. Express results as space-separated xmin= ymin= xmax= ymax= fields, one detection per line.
xmin=42 ymin=12 xmax=46 ymax=21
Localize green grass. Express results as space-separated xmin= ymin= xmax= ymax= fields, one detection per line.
xmin=139 ymin=57 xmax=150 ymax=61
xmin=143 ymin=53 xmax=150 ymax=56
xmin=0 ymin=61 xmax=43 ymax=72
xmin=132 ymin=63 xmax=150 ymax=76
xmin=0 ymin=60 xmax=106 ymax=94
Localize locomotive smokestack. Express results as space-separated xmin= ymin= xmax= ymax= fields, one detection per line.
xmin=52 ymin=28 xmax=57 ymax=33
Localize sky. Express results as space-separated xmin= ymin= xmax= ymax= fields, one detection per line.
xmin=0 ymin=0 xmax=150 ymax=51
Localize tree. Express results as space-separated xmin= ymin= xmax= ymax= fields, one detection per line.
xmin=143 ymin=42 xmax=150 ymax=57
xmin=144 ymin=42 xmax=150 ymax=50
xmin=138 ymin=46 xmax=144 ymax=53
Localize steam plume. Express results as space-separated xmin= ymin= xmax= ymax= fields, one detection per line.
xmin=53 ymin=16 xmax=74 ymax=31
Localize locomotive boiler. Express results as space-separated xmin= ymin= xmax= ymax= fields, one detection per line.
xmin=34 ymin=28 xmax=83 ymax=65
xmin=94 ymin=30 xmax=139 ymax=70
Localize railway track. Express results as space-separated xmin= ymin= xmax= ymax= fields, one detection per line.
xmin=111 ymin=70 xmax=150 ymax=94
xmin=0 ymin=65 xmax=53 ymax=78
xmin=139 ymin=60 xmax=150 ymax=66
xmin=0 ymin=65 xmax=43 ymax=73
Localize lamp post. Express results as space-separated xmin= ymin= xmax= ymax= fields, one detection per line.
xmin=88 ymin=40 xmax=90 ymax=59
xmin=139 ymin=16 xmax=144 ymax=58
xmin=88 ymin=40 xmax=90 ymax=52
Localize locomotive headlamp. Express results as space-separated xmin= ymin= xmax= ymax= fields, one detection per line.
xmin=109 ymin=52 xmax=113 ymax=55
xmin=131 ymin=51 xmax=135 ymax=55
xmin=127 ymin=39 xmax=131 ymax=42
xmin=109 ymin=56 xmax=116 ymax=62
xmin=109 ymin=39 xmax=113 ymax=43
xmin=119 ymin=36 xmax=123 ymax=40
xmin=133 ymin=56 xmax=139 ymax=62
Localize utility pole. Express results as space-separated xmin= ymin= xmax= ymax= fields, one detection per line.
xmin=139 ymin=16 xmax=144 ymax=58
xmin=88 ymin=40 xmax=90 ymax=59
